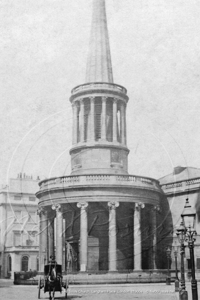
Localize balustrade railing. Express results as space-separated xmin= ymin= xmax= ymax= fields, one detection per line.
xmin=71 ymin=82 xmax=127 ymax=95
xmin=163 ymin=182 xmax=183 ymax=189
xmin=161 ymin=177 xmax=200 ymax=192
xmin=39 ymin=174 xmax=160 ymax=190
xmin=185 ymin=178 xmax=200 ymax=185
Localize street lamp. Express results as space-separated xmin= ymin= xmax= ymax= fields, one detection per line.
xmin=181 ymin=198 xmax=198 ymax=300
xmin=176 ymin=221 xmax=188 ymax=300
xmin=174 ymin=239 xmax=179 ymax=292
xmin=166 ymin=246 xmax=171 ymax=285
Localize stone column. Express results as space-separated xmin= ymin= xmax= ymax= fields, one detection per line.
xmin=48 ymin=216 xmax=55 ymax=258
xmin=62 ymin=219 xmax=66 ymax=271
xmin=77 ymin=202 xmax=88 ymax=272
xmin=90 ymin=97 xmax=95 ymax=142
xmin=1 ymin=201 xmax=7 ymax=278
xmin=72 ymin=102 xmax=78 ymax=144
xmin=120 ymin=103 xmax=125 ymax=144
xmin=150 ymin=206 xmax=158 ymax=269
xmin=79 ymin=99 xmax=84 ymax=142
xmin=133 ymin=202 xmax=145 ymax=270
xmin=52 ymin=204 xmax=63 ymax=265
xmin=113 ymin=99 xmax=117 ymax=142
xmin=108 ymin=201 xmax=119 ymax=272
xmin=10 ymin=253 xmax=15 ymax=280
xmin=37 ymin=207 xmax=48 ymax=271
xmin=101 ymin=96 xmax=107 ymax=140
xmin=124 ymin=103 xmax=127 ymax=145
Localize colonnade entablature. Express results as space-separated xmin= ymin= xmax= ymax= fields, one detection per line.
xmin=70 ymin=82 xmax=129 ymax=103
xmin=70 ymin=142 xmax=130 ymax=153
xmin=36 ymin=182 xmax=162 ymax=210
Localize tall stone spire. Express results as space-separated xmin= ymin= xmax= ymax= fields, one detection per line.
xmin=85 ymin=0 xmax=113 ymax=83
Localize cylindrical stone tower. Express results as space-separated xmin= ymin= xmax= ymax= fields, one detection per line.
xmin=70 ymin=0 xmax=129 ymax=176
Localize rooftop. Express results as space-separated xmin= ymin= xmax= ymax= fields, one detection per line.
xmin=159 ymin=166 xmax=200 ymax=185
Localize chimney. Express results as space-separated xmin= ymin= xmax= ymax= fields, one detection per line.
xmin=173 ymin=166 xmax=186 ymax=175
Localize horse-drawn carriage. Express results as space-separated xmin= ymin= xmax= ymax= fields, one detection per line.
xmin=38 ymin=263 xmax=68 ymax=299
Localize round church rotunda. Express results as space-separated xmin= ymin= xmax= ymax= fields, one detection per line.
xmin=36 ymin=0 xmax=169 ymax=275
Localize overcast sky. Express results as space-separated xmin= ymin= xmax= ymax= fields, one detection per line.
xmin=1 ymin=0 xmax=200 ymax=185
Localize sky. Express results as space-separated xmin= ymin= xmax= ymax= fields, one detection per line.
xmin=1 ymin=0 xmax=200 ymax=185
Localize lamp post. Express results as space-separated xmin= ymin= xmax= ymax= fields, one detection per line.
xmin=176 ymin=221 xmax=188 ymax=300
xmin=174 ymin=242 xmax=179 ymax=292
xmin=181 ymin=198 xmax=198 ymax=300
xmin=166 ymin=246 xmax=171 ymax=285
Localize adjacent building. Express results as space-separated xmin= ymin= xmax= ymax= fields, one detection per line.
xmin=159 ymin=166 xmax=200 ymax=276
xmin=0 ymin=174 xmax=40 ymax=278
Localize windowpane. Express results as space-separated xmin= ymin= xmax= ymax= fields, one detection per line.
xmin=14 ymin=195 xmax=22 ymax=201
xmin=29 ymin=197 xmax=35 ymax=202
xmin=187 ymin=259 xmax=191 ymax=270
xmin=21 ymin=256 xmax=29 ymax=272
xmin=8 ymin=256 xmax=12 ymax=272
xmin=14 ymin=232 xmax=21 ymax=246
xmin=36 ymin=257 xmax=39 ymax=271
xmin=28 ymin=213 xmax=36 ymax=223
xmin=197 ymin=258 xmax=200 ymax=269
xmin=14 ymin=211 xmax=22 ymax=223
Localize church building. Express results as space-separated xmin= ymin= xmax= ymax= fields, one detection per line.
xmin=36 ymin=0 xmax=171 ymax=274
xmin=36 ymin=0 xmax=170 ymax=274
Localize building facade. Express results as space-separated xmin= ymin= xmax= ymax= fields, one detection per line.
xmin=159 ymin=166 xmax=200 ymax=276
xmin=0 ymin=174 xmax=40 ymax=278
xmin=36 ymin=0 xmax=170 ymax=274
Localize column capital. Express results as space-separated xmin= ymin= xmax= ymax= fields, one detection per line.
xmin=37 ymin=207 xmax=46 ymax=217
xmin=102 ymin=96 xmax=107 ymax=102
xmin=72 ymin=100 xmax=78 ymax=107
xmin=135 ymin=202 xmax=145 ymax=210
xmin=89 ymin=96 xmax=95 ymax=102
xmin=77 ymin=202 xmax=88 ymax=210
xmin=108 ymin=201 xmax=119 ymax=210
xmin=52 ymin=204 xmax=62 ymax=213
xmin=113 ymin=98 xmax=118 ymax=104
xmin=152 ymin=205 xmax=160 ymax=212
xmin=120 ymin=102 xmax=125 ymax=110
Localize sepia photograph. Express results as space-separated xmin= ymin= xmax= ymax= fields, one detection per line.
xmin=1 ymin=0 xmax=200 ymax=299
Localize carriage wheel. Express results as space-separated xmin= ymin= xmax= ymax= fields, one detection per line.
xmin=38 ymin=277 xmax=41 ymax=299
xmin=65 ymin=279 xmax=68 ymax=299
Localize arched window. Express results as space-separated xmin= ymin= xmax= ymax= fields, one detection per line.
xmin=8 ymin=255 xmax=12 ymax=272
xmin=21 ymin=256 xmax=29 ymax=271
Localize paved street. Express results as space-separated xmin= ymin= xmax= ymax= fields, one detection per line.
xmin=0 ymin=279 xmax=181 ymax=300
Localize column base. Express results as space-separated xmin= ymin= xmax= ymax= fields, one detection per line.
xmin=108 ymin=270 xmax=118 ymax=273
xmin=80 ymin=264 xmax=87 ymax=272
xmin=132 ymin=269 xmax=142 ymax=272
xmin=79 ymin=271 xmax=88 ymax=273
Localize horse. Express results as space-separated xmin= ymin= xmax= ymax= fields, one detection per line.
xmin=47 ymin=266 xmax=59 ymax=300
